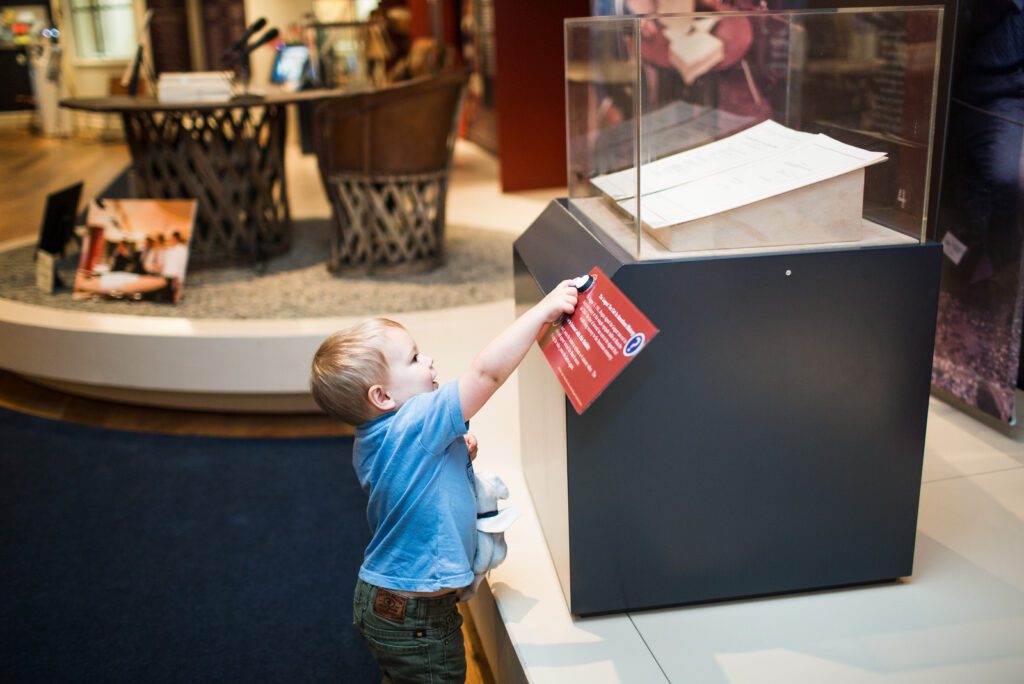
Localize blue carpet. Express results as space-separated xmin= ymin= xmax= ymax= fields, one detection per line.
xmin=0 ymin=408 xmax=380 ymax=683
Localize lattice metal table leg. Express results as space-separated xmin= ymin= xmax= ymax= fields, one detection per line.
xmin=121 ymin=105 xmax=292 ymax=267
xmin=326 ymin=169 xmax=449 ymax=275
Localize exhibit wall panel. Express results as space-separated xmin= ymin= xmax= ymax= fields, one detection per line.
xmin=930 ymin=1 xmax=1024 ymax=424
xmin=493 ymin=0 xmax=589 ymax=191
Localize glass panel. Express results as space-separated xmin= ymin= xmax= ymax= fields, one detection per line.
xmin=566 ymin=7 xmax=943 ymax=261
xmin=790 ymin=9 xmax=941 ymax=243
xmin=565 ymin=17 xmax=641 ymax=251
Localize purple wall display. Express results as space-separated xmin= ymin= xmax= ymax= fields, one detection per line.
xmin=932 ymin=0 xmax=1024 ymax=424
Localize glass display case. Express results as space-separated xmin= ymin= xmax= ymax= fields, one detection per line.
xmin=514 ymin=6 xmax=947 ymax=616
xmin=564 ymin=7 xmax=943 ymax=259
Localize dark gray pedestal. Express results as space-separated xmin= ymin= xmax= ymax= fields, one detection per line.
xmin=515 ymin=200 xmax=942 ymax=616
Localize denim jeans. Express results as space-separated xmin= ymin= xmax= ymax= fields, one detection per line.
xmin=353 ymin=578 xmax=466 ymax=684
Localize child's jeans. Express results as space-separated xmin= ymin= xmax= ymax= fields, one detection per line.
xmin=353 ymin=578 xmax=466 ymax=684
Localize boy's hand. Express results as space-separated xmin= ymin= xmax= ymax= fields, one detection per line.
xmin=458 ymin=277 xmax=580 ymax=422
xmin=540 ymin=279 xmax=580 ymax=324
xmin=464 ymin=433 xmax=478 ymax=461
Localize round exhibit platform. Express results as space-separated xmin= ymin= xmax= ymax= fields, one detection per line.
xmin=0 ymin=221 xmax=514 ymax=412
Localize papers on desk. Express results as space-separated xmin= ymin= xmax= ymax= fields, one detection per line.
xmin=157 ymin=71 xmax=233 ymax=104
xmin=591 ymin=120 xmax=888 ymax=231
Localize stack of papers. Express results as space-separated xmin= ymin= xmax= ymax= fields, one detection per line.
xmin=157 ymin=71 xmax=233 ymax=104
xmin=591 ymin=120 xmax=888 ymax=231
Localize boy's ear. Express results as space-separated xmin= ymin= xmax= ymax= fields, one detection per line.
xmin=368 ymin=384 xmax=396 ymax=412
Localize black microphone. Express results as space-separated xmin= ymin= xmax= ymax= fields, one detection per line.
xmin=219 ymin=17 xmax=267 ymax=65
xmin=236 ymin=28 xmax=280 ymax=59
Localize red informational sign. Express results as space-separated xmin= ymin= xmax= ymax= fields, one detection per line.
xmin=538 ymin=267 xmax=660 ymax=414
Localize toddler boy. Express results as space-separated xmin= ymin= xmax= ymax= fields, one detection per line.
xmin=309 ymin=280 xmax=578 ymax=683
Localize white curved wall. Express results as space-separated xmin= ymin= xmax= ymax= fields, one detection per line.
xmin=0 ymin=297 xmax=513 ymax=412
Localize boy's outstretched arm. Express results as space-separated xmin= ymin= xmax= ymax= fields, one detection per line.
xmin=459 ymin=279 xmax=578 ymax=421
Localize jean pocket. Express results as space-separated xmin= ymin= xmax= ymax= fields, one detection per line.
xmin=363 ymin=632 xmax=432 ymax=681
xmin=433 ymin=608 xmax=464 ymax=642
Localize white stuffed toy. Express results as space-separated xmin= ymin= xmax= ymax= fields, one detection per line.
xmin=459 ymin=470 xmax=519 ymax=601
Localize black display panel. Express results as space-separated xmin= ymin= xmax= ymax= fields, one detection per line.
xmin=36 ymin=181 xmax=83 ymax=256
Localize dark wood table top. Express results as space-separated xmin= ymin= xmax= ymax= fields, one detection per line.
xmin=60 ymin=87 xmax=356 ymax=113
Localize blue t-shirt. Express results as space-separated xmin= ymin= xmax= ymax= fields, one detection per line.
xmin=353 ymin=381 xmax=476 ymax=592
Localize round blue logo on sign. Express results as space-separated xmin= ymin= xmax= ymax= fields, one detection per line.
xmin=623 ymin=333 xmax=645 ymax=356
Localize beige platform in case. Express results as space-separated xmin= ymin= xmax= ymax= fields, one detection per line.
xmin=645 ymin=168 xmax=866 ymax=252
xmin=570 ymin=195 xmax=918 ymax=262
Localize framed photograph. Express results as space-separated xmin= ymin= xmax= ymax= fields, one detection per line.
xmin=73 ymin=199 xmax=198 ymax=304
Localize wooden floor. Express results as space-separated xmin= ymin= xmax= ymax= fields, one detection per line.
xmin=0 ymin=132 xmax=130 ymax=244
xmin=0 ymin=129 xmax=496 ymax=684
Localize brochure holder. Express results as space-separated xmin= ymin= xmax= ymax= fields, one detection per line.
xmin=34 ymin=181 xmax=83 ymax=294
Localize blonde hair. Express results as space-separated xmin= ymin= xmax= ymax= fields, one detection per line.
xmin=310 ymin=318 xmax=403 ymax=424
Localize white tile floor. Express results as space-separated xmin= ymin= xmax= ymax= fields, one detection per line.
xmin=631 ymin=423 xmax=1024 ymax=683
xmin=476 ymin=366 xmax=1024 ymax=684
xmin=296 ymin=137 xmax=1024 ymax=683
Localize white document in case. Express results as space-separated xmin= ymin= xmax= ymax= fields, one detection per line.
xmin=593 ymin=120 xmax=888 ymax=229
xmin=590 ymin=120 xmax=816 ymax=201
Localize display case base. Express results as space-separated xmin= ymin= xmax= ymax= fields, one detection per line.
xmin=515 ymin=199 xmax=942 ymax=616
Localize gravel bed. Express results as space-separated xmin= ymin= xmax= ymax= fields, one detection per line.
xmin=0 ymin=219 xmax=515 ymax=319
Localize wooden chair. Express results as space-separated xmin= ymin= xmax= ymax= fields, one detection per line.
xmin=313 ymin=70 xmax=469 ymax=274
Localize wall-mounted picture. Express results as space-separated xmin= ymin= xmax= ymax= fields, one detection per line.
xmin=73 ymin=199 xmax=197 ymax=304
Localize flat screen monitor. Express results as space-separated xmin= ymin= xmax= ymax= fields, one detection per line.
xmin=271 ymin=45 xmax=310 ymax=85
xmin=37 ymin=181 xmax=83 ymax=256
